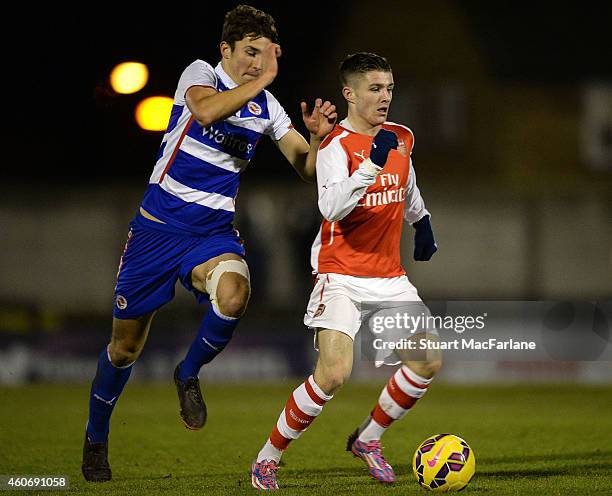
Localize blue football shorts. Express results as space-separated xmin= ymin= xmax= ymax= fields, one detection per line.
xmin=112 ymin=213 xmax=245 ymax=319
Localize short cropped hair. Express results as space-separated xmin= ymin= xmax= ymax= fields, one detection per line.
xmin=340 ymin=52 xmax=392 ymax=86
xmin=222 ymin=5 xmax=279 ymax=48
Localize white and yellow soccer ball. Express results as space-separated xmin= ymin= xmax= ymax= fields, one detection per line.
xmin=412 ymin=434 xmax=476 ymax=492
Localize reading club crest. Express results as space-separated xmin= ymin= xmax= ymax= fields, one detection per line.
xmin=248 ymin=101 xmax=262 ymax=116
xmin=116 ymin=295 xmax=128 ymax=310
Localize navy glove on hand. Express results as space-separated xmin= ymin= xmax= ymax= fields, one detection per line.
xmin=413 ymin=215 xmax=437 ymax=261
xmin=370 ymin=129 xmax=398 ymax=167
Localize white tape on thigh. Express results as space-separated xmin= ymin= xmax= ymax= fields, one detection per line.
xmin=205 ymin=259 xmax=250 ymax=306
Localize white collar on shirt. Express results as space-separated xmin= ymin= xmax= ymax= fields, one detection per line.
xmin=341 ymin=118 xmax=391 ymax=134
xmin=339 ymin=118 xmax=354 ymax=131
xmin=215 ymin=62 xmax=239 ymax=89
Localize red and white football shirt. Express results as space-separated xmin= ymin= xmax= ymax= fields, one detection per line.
xmin=311 ymin=119 xmax=429 ymax=277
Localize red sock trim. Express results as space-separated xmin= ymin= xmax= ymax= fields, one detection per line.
xmin=304 ymin=378 xmax=326 ymax=406
xmin=269 ymin=426 xmax=291 ymax=450
xmin=400 ymin=367 xmax=430 ymax=389
xmin=284 ymin=394 xmax=316 ymax=431
xmin=371 ymin=403 xmax=394 ymax=428
xmin=387 ymin=376 xmax=418 ymax=410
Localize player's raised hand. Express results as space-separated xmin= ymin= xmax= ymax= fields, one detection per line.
xmin=301 ymin=98 xmax=337 ymax=139
xmin=370 ymin=128 xmax=398 ymax=167
xmin=260 ymin=43 xmax=282 ymax=86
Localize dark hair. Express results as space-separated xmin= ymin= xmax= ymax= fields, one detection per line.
xmin=339 ymin=52 xmax=392 ymax=86
xmin=222 ymin=5 xmax=279 ymax=48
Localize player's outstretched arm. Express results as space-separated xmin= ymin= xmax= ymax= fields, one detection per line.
xmin=186 ymin=44 xmax=281 ymax=127
xmin=275 ymin=99 xmax=337 ymax=182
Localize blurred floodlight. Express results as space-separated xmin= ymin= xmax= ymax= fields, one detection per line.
xmin=110 ymin=62 xmax=149 ymax=94
xmin=135 ymin=96 xmax=173 ymax=131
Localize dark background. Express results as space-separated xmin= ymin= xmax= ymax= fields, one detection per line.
xmin=1 ymin=1 xmax=610 ymax=384
xmin=7 ymin=2 xmax=612 ymax=185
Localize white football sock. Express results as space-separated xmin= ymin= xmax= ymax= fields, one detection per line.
xmin=358 ymin=417 xmax=386 ymax=443
xmin=256 ymin=440 xmax=283 ymax=463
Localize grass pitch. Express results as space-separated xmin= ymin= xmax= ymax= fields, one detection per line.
xmin=1 ymin=382 xmax=611 ymax=495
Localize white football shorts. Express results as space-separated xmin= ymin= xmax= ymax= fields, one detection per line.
xmin=304 ymin=273 xmax=428 ymax=341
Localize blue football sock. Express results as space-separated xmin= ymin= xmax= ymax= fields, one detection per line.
xmin=86 ymin=347 xmax=133 ymax=443
xmin=179 ymin=305 xmax=239 ymax=381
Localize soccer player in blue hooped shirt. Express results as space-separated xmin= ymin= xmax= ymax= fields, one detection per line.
xmin=81 ymin=5 xmax=337 ymax=482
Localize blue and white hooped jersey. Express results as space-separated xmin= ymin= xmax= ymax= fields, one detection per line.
xmin=141 ymin=60 xmax=293 ymax=235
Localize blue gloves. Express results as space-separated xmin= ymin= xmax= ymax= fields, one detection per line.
xmin=413 ymin=215 xmax=437 ymax=261
xmin=370 ymin=129 xmax=398 ymax=167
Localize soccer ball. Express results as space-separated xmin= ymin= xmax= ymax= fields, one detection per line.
xmin=412 ymin=434 xmax=475 ymax=492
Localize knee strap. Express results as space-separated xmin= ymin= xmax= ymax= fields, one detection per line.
xmin=205 ymin=259 xmax=250 ymax=311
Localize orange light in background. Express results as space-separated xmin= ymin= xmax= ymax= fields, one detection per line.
xmin=110 ymin=62 xmax=149 ymax=94
xmin=135 ymin=96 xmax=174 ymax=131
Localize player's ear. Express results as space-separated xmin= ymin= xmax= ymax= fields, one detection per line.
xmin=220 ymin=41 xmax=232 ymax=59
xmin=343 ymin=86 xmax=355 ymax=104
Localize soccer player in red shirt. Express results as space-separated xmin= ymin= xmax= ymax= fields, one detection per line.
xmin=251 ymin=52 xmax=441 ymax=489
